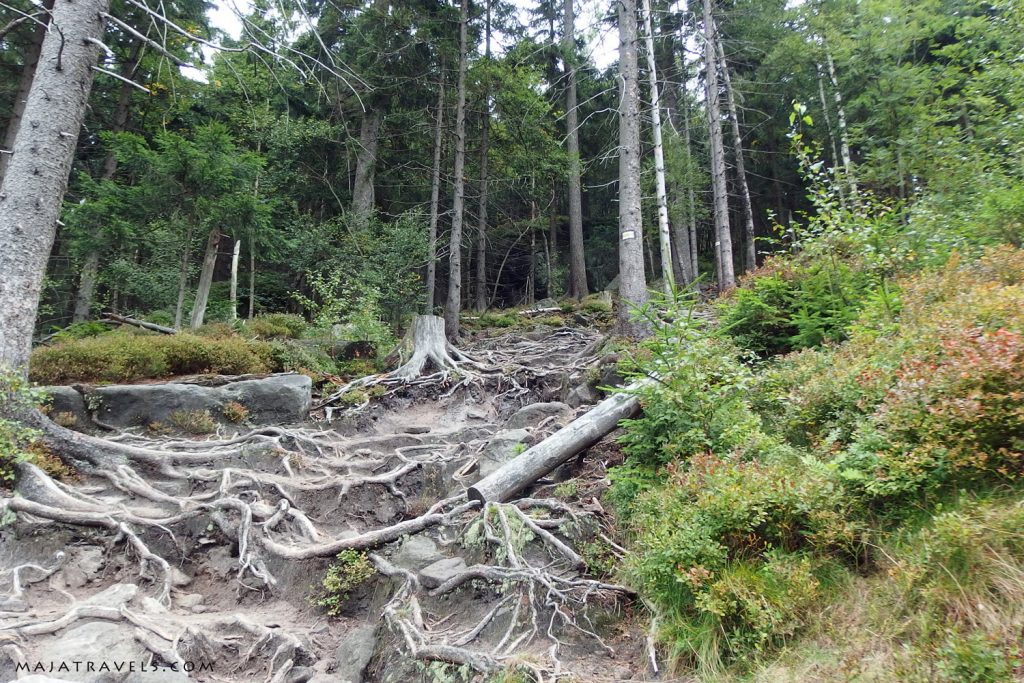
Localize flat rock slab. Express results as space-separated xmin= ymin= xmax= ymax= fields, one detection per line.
xmin=418 ymin=557 xmax=468 ymax=589
xmin=334 ymin=623 xmax=378 ymax=683
xmin=36 ymin=621 xmax=148 ymax=682
xmin=506 ymin=402 xmax=571 ymax=429
xmin=78 ymin=374 xmax=311 ymax=428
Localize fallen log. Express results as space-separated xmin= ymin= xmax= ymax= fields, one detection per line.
xmin=467 ymin=378 xmax=651 ymax=503
xmin=102 ymin=313 xmax=176 ymax=335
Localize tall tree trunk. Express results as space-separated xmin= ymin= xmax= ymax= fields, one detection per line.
xmin=173 ymin=223 xmax=193 ymax=330
xmin=825 ymin=48 xmax=856 ymax=198
xmin=351 ymin=109 xmax=382 ymax=227
xmin=72 ymin=50 xmax=140 ymax=323
xmin=527 ymin=196 xmax=537 ymax=305
xmin=816 ymin=63 xmax=841 ymax=170
xmin=641 ymin=0 xmax=674 ymax=292
xmin=713 ymin=27 xmax=756 ymax=272
xmin=564 ymin=0 xmax=588 ymax=300
xmin=474 ymin=0 xmax=491 ymax=313
xmin=0 ymin=0 xmax=109 ymax=374
xmin=0 ymin=0 xmax=53 ymax=187
xmin=248 ymin=238 xmax=256 ymax=320
xmin=189 ymin=227 xmax=221 ymax=329
xmin=548 ymin=184 xmax=559 ymax=296
xmin=682 ymin=54 xmax=699 ymax=283
xmin=443 ymin=0 xmax=469 ymax=339
xmin=702 ymin=0 xmax=735 ymax=290
xmin=425 ymin=64 xmax=446 ymax=314
xmin=229 ymin=238 xmax=241 ymax=321
xmin=616 ymin=0 xmax=649 ymax=336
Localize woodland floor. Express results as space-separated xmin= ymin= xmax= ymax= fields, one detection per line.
xmin=0 ymin=323 xmax=675 ymax=683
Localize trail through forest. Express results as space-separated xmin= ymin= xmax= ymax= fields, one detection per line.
xmin=1 ymin=322 xmax=654 ymax=683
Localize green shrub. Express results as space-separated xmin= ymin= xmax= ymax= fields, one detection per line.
xmin=316 ymin=550 xmax=375 ymax=615
xmin=29 ymin=332 xmax=273 ymax=384
xmin=49 ymin=321 xmax=112 ymax=343
xmin=168 ymin=409 xmax=217 ymax=434
xmin=245 ymin=313 xmax=308 ymax=339
xmin=221 ymin=401 xmax=249 ymax=423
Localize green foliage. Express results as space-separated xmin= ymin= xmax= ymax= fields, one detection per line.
xmin=30 ymin=332 xmax=273 ymax=384
xmin=168 ymin=409 xmax=217 ymax=434
xmin=0 ymin=374 xmax=48 ymax=486
xmin=293 ymin=275 xmax=395 ymax=357
xmin=244 ymin=313 xmax=308 ymax=339
xmin=49 ymin=321 xmax=112 ymax=343
xmin=316 ymin=550 xmax=375 ymax=616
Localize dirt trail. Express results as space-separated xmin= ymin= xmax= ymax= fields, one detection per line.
xmin=0 ymin=325 xmax=657 ymax=683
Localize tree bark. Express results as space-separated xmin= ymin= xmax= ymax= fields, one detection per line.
xmin=641 ymin=0 xmax=674 ymax=293
xmin=248 ymin=233 xmax=256 ymax=320
xmin=468 ymin=380 xmax=648 ymax=503
xmin=173 ymin=223 xmax=193 ymax=330
xmin=474 ymin=0 xmax=491 ymax=313
xmin=72 ymin=50 xmax=140 ymax=323
xmin=616 ymin=0 xmax=650 ymax=336
xmin=0 ymin=0 xmax=109 ymax=374
xmin=189 ymin=227 xmax=221 ymax=329
xmin=425 ymin=65 xmax=445 ymax=314
xmin=0 ymin=0 xmax=53 ymax=187
xmin=351 ymin=109 xmax=382 ymax=227
xmin=682 ymin=59 xmax=699 ymax=284
xmin=826 ymin=48 xmax=857 ymax=198
xmin=714 ymin=28 xmax=756 ymax=273
xmin=229 ymin=238 xmax=241 ymax=320
xmin=702 ymin=0 xmax=734 ymax=290
xmin=564 ymin=0 xmax=588 ymax=300
xmin=443 ymin=0 xmax=469 ymax=340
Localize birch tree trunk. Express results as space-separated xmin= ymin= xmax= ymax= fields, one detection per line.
xmin=641 ymin=0 xmax=674 ymax=292
xmin=0 ymin=0 xmax=53 ymax=187
xmin=425 ymin=65 xmax=445 ymax=313
xmin=229 ymin=238 xmax=241 ymax=321
xmin=702 ymin=0 xmax=735 ymax=290
xmin=826 ymin=48 xmax=857 ymax=198
xmin=816 ymin=63 xmax=841 ymax=171
xmin=248 ymin=238 xmax=256 ymax=320
xmin=189 ymin=227 xmax=221 ymax=329
xmin=714 ymin=28 xmax=757 ymax=273
xmin=0 ymin=0 xmax=109 ymax=374
xmin=616 ymin=0 xmax=650 ymax=337
xmin=474 ymin=0 xmax=491 ymax=313
xmin=443 ymin=0 xmax=469 ymax=339
xmin=564 ymin=0 xmax=588 ymax=300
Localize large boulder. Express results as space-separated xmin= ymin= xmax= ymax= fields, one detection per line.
xmin=35 ymin=621 xmax=148 ymax=682
xmin=333 ymin=623 xmax=378 ymax=683
xmin=87 ymin=374 xmax=311 ymax=428
xmin=44 ymin=386 xmax=91 ymax=431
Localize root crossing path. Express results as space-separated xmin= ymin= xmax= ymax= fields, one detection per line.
xmin=0 ymin=325 xmax=652 ymax=683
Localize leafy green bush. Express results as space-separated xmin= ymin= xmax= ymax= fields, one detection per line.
xmin=244 ymin=313 xmax=308 ymax=339
xmin=30 ymin=332 xmax=273 ymax=384
xmin=316 ymin=550 xmax=375 ymax=615
xmin=49 ymin=321 xmax=112 ymax=343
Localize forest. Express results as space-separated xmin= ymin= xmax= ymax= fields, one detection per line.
xmin=1 ymin=0 xmax=1023 ymax=680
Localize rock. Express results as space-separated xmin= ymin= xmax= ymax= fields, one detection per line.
xmin=169 ymin=566 xmax=192 ymax=587
xmin=81 ymin=582 xmax=137 ymax=609
xmin=402 ymin=425 xmax=430 ymax=434
xmin=203 ymin=546 xmax=237 ymax=578
xmin=418 ymin=557 xmax=467 ymax=589
xmin=43 ymin=386 xmax=92 ymax=431
xmin=465 ymin=408 xmax=490 ymax=421
xmin=506 ymin=402 xmax=570 ymax=429
xmin=63 ymin=565 xmax=88 ymax=589
xmin=565 ymin=382 xmax=599 ymax=408
xmin=613 ymin=667 xmax=633 ymax=680
xmin=391 ymin=535 xmax=442 ymax=571
xmin=91 ymin=374 xmax=312 ymax=428
xmin=334 ymin=623 xmax=378 ymax=683
xmin=478 ymin=429 xmax=534 ymax=478
xmin=74 ymin=546 xmax=105 ymax=579
xmin=18 ymin=677 xmax=77 ymax=683
xmin=285 ymin=666 xmax=316 ymax=683
xmin=190 ymin=605 xmax=208 ymax=614
xmin=175 ymin=593 xmax=204 ymax=609
xmin=38 ymin=621 xmax=147 ymax=682
xmin=220 ymin=374 xmax=312 ymax=423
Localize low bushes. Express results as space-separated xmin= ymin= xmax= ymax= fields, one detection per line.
xmin=612 ymin=245 xmax=1024 ymax=674
xmin=30 ymin=331 xmax=273 ymax=384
